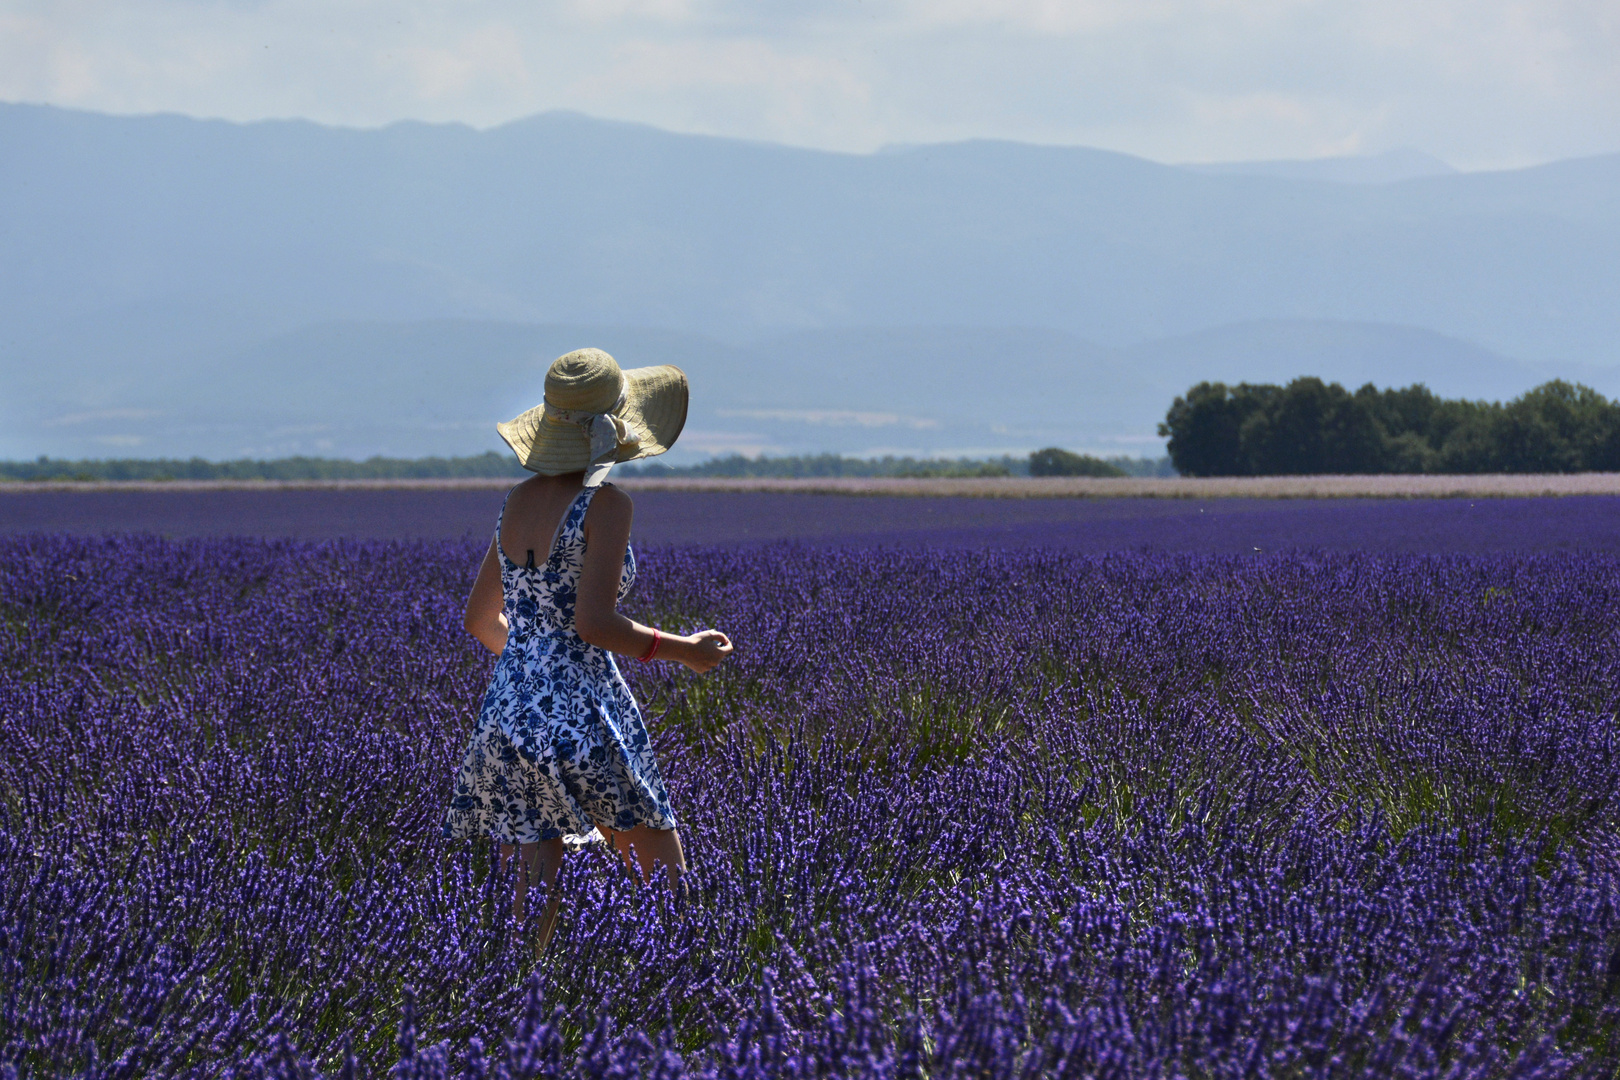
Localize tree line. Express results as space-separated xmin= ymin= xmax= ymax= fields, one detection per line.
xmin=0 ymin=452 xmax=529 ymax=482
xmin=620 ymin=452 xmax=1024 ymax=478
xmin=623 ymin=450 xmax=1171 ymax=478
xmin=1159 ymin=378 xmax=1620 ymax=477
xmin=4 ymin=450 xmax=1171 ymax=482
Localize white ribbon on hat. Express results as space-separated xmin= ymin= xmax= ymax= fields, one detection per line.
xmin=544 ymin=386 xmax=641 ymax=487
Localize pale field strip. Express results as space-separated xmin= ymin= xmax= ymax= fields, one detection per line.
xmin=629 ymin=474 xmax=1620 ymax=497
xmin=7 ymin=474 xmax=1620 ymax=498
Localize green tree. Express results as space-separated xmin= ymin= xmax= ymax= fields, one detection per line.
xmin=1501 ymin=381 xmax=1616 ymax=472
xmin=1027 ymin=448 xmax=1128 ymax=477
xmin=1438 ymin=381 xmax=1619 ymax=473
xmin=1239 ymin=377 xmax=1387 ymax=475
xmin=1158 ymin=382 xmax=1269 ymax=476
xmin=1163 ymin=376 xmax=1620 ymax=476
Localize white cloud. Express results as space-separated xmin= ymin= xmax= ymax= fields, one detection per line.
xmin=267 ymin=423 xmax=336 ymax=436
xmin=854 ymin=444 xmax=1028 ymax=459
xmin=717 ymin=408 xmax=939 ymax=429
xmin=0 ymin=0 xmax=1614 ymax=167
xmin=556 ymin=0 xmax=703 ymax=28
xmin=895 ymin=0 xmax=1187 ymax=35
xmin=386 ymin=23 xmax=531 ymax=103
xmin=45 ymin=408 xmax=161 ymax=427
xmin=665 ymin=427 xmax=783 ymax=457
xmin=572 ymin=36 xmax=880 ymax=149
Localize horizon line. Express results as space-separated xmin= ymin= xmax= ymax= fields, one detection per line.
xmin=7 ymin=97 xmax=1613 ymax=176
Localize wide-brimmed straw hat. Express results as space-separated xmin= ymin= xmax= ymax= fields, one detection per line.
xmin=497 ymin=349 xmax=688 ymax=486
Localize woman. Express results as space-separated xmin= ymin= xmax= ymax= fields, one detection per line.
xmin=443 ymin=348 xmax=732 ymax=947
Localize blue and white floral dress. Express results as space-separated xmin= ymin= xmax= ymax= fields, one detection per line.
xmin=443 ymin=484 xmax=677 ymax=847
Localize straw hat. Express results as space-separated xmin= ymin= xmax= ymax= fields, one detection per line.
xmin=497 ymin=349 xmax=688 ymax=485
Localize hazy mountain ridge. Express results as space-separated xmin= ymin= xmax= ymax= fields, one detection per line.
xmin=2 ymin=103 xmax=1616 ymax=460
xmin=1180 ymin=148 xmax=1459 ymax=184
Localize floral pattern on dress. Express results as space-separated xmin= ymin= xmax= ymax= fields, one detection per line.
xmin=443 ymin=484 xmax=677 ymax=846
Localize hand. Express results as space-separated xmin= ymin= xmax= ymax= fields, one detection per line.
xmin=676 ymin=629 xmax=733 ymax=673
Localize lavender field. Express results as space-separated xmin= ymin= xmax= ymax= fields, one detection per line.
xmin=5 ymin=521 xmax=1620 ymax=1076
xmin=5 ymin=488 xmax=1620 ymax=552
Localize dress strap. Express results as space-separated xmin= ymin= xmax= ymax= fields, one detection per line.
xmin=559 ymin=485 xmax=600 ymax=549
xmin=495 ymin=484 xmax=518 ymax=541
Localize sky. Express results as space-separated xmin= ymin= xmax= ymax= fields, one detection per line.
xmin=1 ymin=1 xmax=1617 ymax=170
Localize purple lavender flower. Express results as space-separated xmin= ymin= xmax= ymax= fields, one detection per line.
xmin=2 ymin=533 xmax=1618 ymax=1076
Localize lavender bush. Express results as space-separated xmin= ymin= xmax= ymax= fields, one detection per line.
xmin=3 ymin=534 xmax=1620 ymax=1077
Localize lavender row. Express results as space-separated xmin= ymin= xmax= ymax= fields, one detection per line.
xmin=3 ymin=534 xmax=1620 ymax=1077
xmin=5 ymin=489 xmax=1620 ymax=552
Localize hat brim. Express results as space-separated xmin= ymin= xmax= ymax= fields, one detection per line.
xmin=496 ymin=364 xmax=688 ymax=475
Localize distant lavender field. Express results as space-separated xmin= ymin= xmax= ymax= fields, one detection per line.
xmin=3 ymin=488 xmax=1619 ymax=551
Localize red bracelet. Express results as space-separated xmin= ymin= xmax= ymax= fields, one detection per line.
xmin=638 ymin=627 xmax=662 ymax=663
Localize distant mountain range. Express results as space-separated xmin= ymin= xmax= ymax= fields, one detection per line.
xmin=1180 ymin=147 xmax=1459 ymax=184
xmin=2 ymin=103 xmax=1616 ymax=461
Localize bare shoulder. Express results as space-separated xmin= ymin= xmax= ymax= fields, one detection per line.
xmin=505 ymin=474 xmax=548 ymax=506
xmin=585 ymin=483 xmax=633 ymax=531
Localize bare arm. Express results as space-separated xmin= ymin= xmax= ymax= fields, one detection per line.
xmin=463 ymin=538 xmax=509 ymax=654
xmin=574 ymin=486 xmax=732 ymax=673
